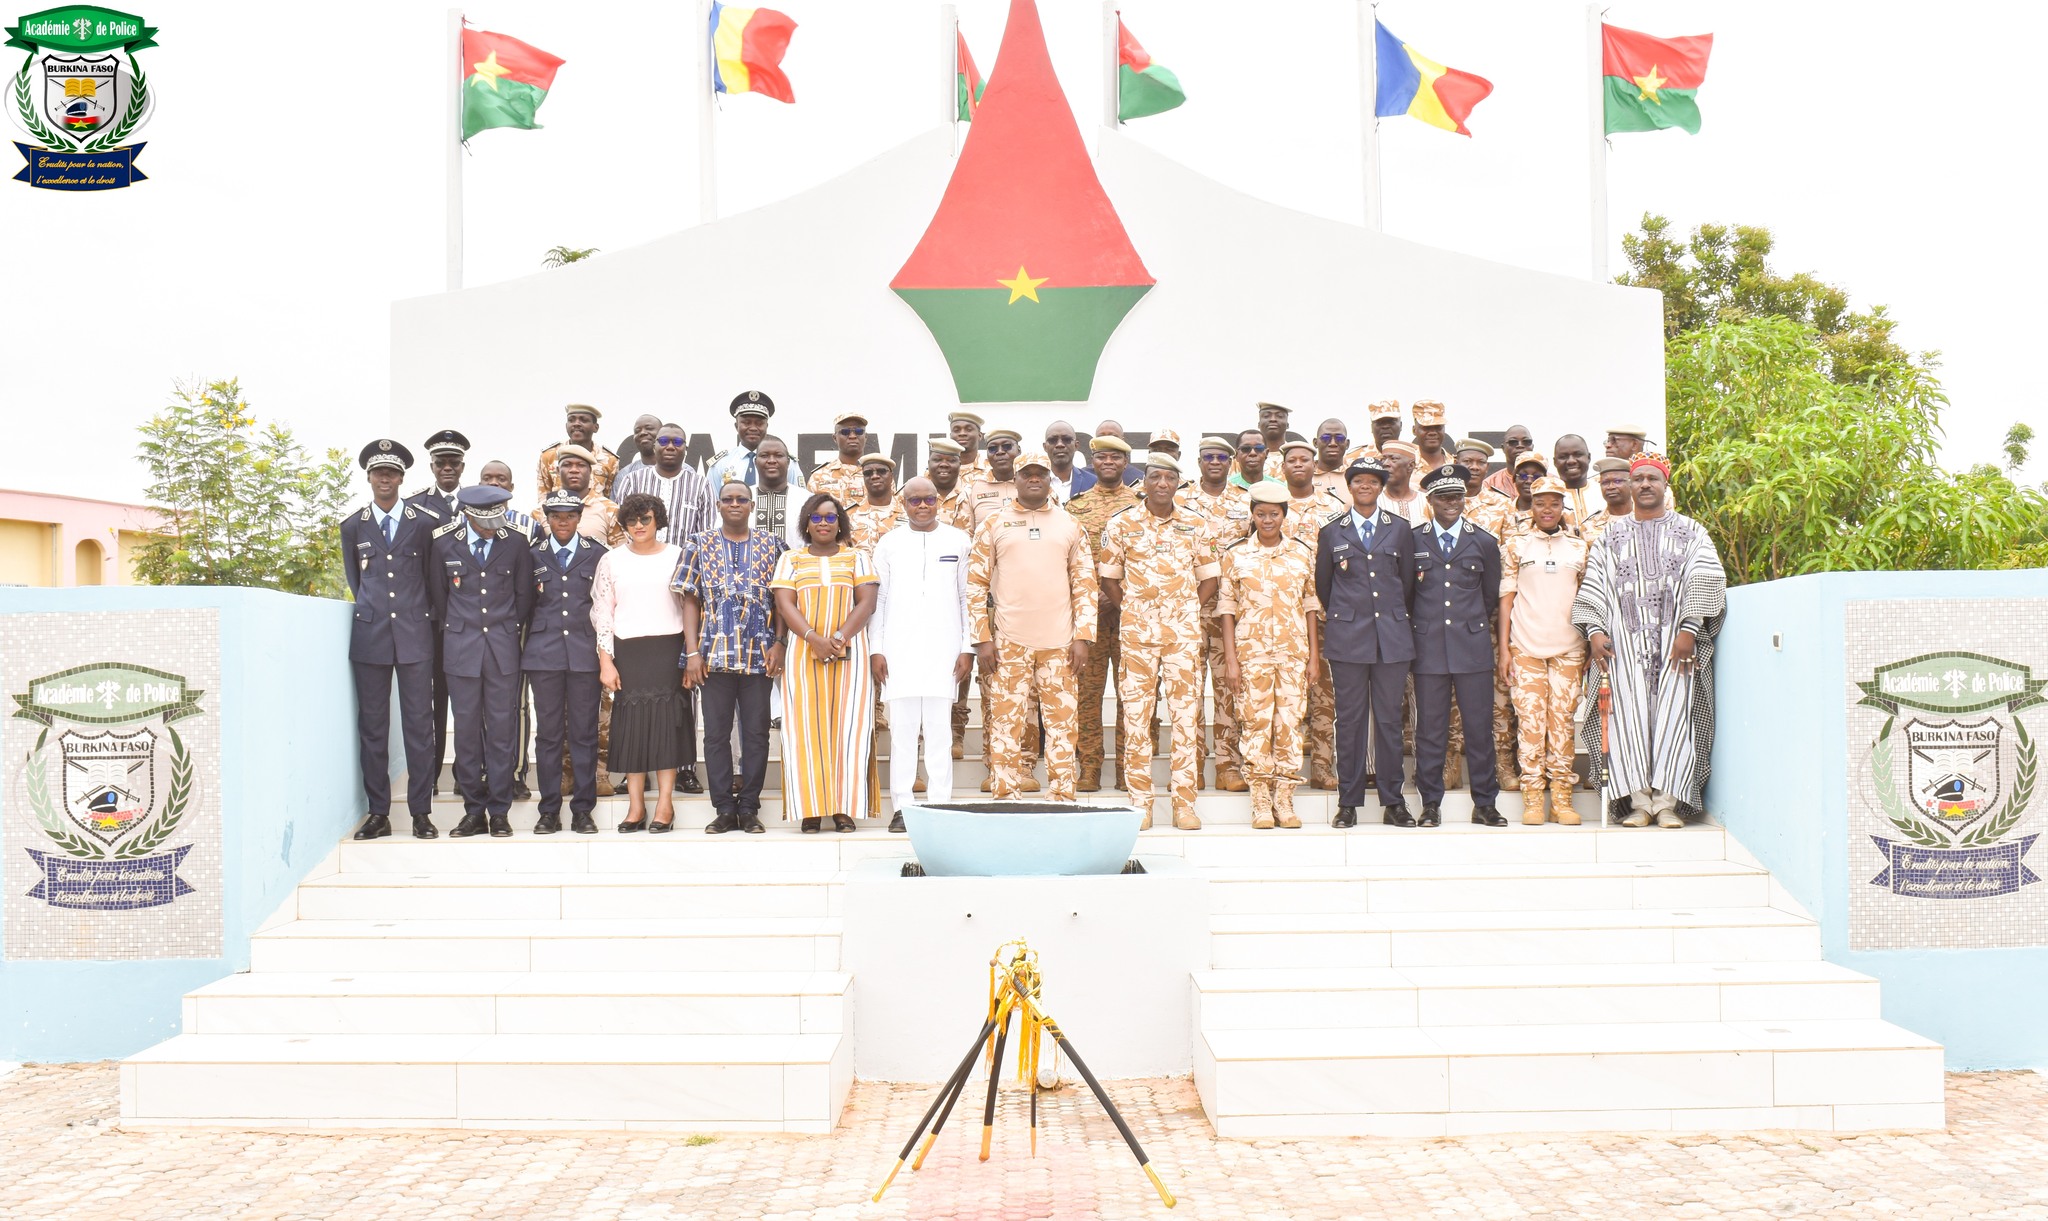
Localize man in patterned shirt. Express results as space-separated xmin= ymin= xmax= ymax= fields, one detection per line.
xmin=1066 ymin=436 xmax=1140 ymax=791
xmin=1099 ymin=454 xmax=1221 ymax=830
xmin=1217 ymin=481 xmax=1320 ymax=829
xmin=676 ymin=481 xmax=789 ymax=834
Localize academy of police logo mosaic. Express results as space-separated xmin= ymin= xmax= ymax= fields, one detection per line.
xmin=12 ymin=663 xmax=200 ymax=909
xmin=6 ymin=5 xmax=155 ymax=189
xmin=1859 ymin=652 xmax=2042 ymax=901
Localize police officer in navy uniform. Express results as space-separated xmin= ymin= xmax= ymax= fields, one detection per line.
xmin=429 ymin=484 xmax=536 ymax=838
xmin=408 ymin=429 xmax=471 ymax=795
xmin=1409 ymin=464 xmax=1506 ymax=828
xmin=1314 ymin=457 xmax=1417 ymax=828
xmin=343 ymin=440 xmax=445 ymax=840
xmin=525 ymin=491 xmax=606 ymax=835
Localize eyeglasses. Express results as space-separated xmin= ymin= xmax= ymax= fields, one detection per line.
xmin=902 ymin=495 xmax=938 ymax=507
xmin=1045 ymin=434 xmax=1076 ymax=444
xmin=837 ymin=426 xmax=866 ymax=438
xmin=986 ymin=440 xmax=1017 ymax=453
xmin=808 ymin=513 xmax=840 ymax=524
xmin=655 ymin=435 xmax=687 ymax=447
xmin=1198 ymin=452 xmax=1230 ymax=462
xmin=1317 ymin=433 xmax=1347 ymax=444
xmin=1238 ymin=443 xmax=1266 ymax=454
xmin=718 ymin=495 xmax=752 ymax=505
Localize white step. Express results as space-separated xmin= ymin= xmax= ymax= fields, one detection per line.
xmin=1192 ymin=961 xmax=1881 ymax=1029
xmin=249 ymin=917 xmax=842 ymax=973
xmin=334 ymin=834 xmax=909 ymax=876
xmin=1195 ymin=1019 xmax=1944 ymax=1137
xmin=122 ymin=1032 xmax=850 ymax=1133
xmin=183 ymin=971 xmax=850 ymax=1036
xmin=1199 ymin=859 xmax=1769 ymax=914
xmin=295 ymin=871 xmax=843 ymax=921
xmin=1206 ymin=908 xmax=1819 ymax=969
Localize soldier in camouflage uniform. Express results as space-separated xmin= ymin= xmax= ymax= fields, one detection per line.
xmin=967 ymin=451 xmax=1097 ymax=801
xmin=1065 ymin=436 xmax=1137 ymax=790
xmin=1218 ymin=481 xmax=1321 ymax=828
xmin=1471 ymin=450 xmax=1550 ymax=789
xmin=965 ymin=428 xmax=1037 ymax=789
xmin=1099 ymin=454 xmax=1221 ymax=830
xmin=847 ymin=454 xmax=906 ymax=557
xmin=1578 ymin=456 xmax=1633 ymax=549
xmin=1277 ymin=440 xmax=1348 ymax=790
xmin=1177 ymin=436 xmax=1252 ymax=792
xmin=806 ymin=410 xmax=871 ymax=509
xmin=1498 ymin=476 xmax=1590 ymax=824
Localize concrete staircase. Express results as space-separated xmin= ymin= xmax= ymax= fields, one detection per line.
xmin=121 ymin=711 xmax=1943 ymax=1137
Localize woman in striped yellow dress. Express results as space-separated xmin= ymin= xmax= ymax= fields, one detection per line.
xmin=770 ymin=492 xmax=881 ymax=832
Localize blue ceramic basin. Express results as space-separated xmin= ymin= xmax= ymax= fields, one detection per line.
xmin=899 ymin=801 xmax=1145 ymax=876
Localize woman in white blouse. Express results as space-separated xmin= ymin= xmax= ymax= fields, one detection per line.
xmin=592 ymin=493 xmax=688 ymax=832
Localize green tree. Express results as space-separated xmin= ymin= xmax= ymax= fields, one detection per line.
xmin=541 ymin=245 xmax=598 ymax=268
xmin=1665 ymin=317 xmax=2048 ymax=584
xmin=133 ymin=379 xmax=356 ymax=598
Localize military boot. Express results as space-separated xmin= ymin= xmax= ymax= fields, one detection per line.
xmin=1550 ymin=778 xmax=1580 ymax=825
xmin=1273 ymin=782 xmax=1302 ymax=829
xmin=1249 ymin=782 xmax=1275 ymax=830
xmin=1520 ymin=783 xmax=1548 ymax=826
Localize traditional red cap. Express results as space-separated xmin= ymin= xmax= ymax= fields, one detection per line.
xmin=1629 ymin=453 xmax=1672 ymax=479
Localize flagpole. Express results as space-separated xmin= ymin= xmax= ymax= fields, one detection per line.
xmin=699 ymin=0 xmax=718 ymax=223
xmin=445 ymin=8 xmax=464 ymax=292
xmin=942 ymin=3 xmax=959 ymax=157
xmin=1357 ymin=0 xmax=1381 ymax=232
xmin=1101 ymin=1 xmax=1120 ymax=131
xmin=1586 ymin=4 xmax=1608 ymax=281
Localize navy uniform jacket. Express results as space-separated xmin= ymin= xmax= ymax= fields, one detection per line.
xmin=428 ymin=521 xmax=536 ymax=678
xmin=407 ymin=485 xmax=461 ymax=525
xmin=1408 ymin=519 xmax=1502 ymax=675
xmin=524 ymin=534 xmax=606 ymax=672
xmin=341 ymin=499 xmax=443 ymax=665
xmin=1314 ymin=507 xmax=1417 ymax=665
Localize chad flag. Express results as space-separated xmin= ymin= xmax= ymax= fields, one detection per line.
xmin=892 ymin=0 xmax=1153 ymax=403
xmin=1374 ymin=21 xmax=1492 ymax=136
xmin=711 ymin=3 xmax=797 ymax=102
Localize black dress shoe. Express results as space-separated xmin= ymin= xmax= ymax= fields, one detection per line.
xmin=705 ymin=812 xmax=739 ymax=834
xmin=888 ymin=812 xmax=906 ymax=833
xmin=1418 ymin=804 xmax=1442 ymax=828
xmin=678 ymin=766 xmax=704 ymax=795
xmin=1470 ymin=805 xmax=1508 ymax=827
xmin=616 ymin=816 xmax=647 ymax=833
xmin=411 ymin=814 xmax=439 ymax=840
xmin=533 ymin=812 xmax=562 ymax=835
xmin=801 ymin=817 xmax=822 ymax=834
xmin=488 ymin=813 xmax=513 ymax=838
xmin=450 ymin=811 xmax=490 ymax=838
xmin=571 ymin=810 xmax=598 ymax=834
xmin=512 ymin=780 xmax=533 ymax=801
xmin=833 ymin=814 xmax=857 ymax=833
xmin=1333 ymin=806 xmax=1358 ymax=828
xmin=1383 ymin=804 xmax=1417 ymax=828
xmin=739 ymin=812 xmax=766 ymax=834
xmin=353 ymin=813 xmax=392 ymax=841
xmin=649 ymin=816 xmax=676 ymax=834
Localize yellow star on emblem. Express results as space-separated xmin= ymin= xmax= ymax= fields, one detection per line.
xmin=471 ymin=50 xmax=512 ymax=91
xmin=997 ymin=266 xmax=1048 ymax=304
xmin=1633 ymin=64 xmax=1667 ymax=103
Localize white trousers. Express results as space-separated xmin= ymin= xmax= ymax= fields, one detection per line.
xmin=887 ymin=696 xmax=954 ymax=808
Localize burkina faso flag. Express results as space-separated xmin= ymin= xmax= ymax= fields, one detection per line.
xmin=891 ymin=0 xmax=1154 ymax=403
xmin=462 ymin=29 xmax=566 ymax=141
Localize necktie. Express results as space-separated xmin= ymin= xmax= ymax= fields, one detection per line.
xmin=556 ymin=545 xmax=571 ymax=572
xmin=1438 ymin=528 xmax=1452 ymax=558
xmin=743 ymin=450 xmax=757 ymax=486
xmin=472 ymin=538 xmax=487 ymax=566
xmin=382 ymin=514 xmax=395 ymax=547
xmin=1357 ymin=516 xmax=1374 ymax=552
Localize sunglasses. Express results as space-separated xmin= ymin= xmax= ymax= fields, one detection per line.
xmin=808 ymin=513 xmax=840 ymax=524
xmin=986 ymin=440 xmax=1017 ymax=452
xmin=1199 ymin=452 xmax=1230 ymax=462
xmin=655 ymin=435 xmax=687 ymax=447
xmin=1045 ymin=434 xmax=1077 ymax=444
xmin=1317 ymin=433 xmax=1347 ymax=444
xmin=1239 ymin=443 xmax=1266 ymax=454
xmin=719 ymin=495 xmax=752 ymax=505
xmin=837 ymin=426 xmax=866 ymax=437
xmin=902 ymin=495 xmax=938 ymax=507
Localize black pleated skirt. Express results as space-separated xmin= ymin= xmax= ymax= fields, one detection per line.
xmin=609 ymin=633 xmax=686 ymax=772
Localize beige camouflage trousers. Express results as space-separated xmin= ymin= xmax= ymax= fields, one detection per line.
xmin=1493 ymin=665 xmax=1518 ymax=789
xmin=1202 ymin=613 xmax=1240 ymax=775
xmin=1119 ymin=636 xmax=1203 ymax=823
xmin=1236 ymin=660 xmax=1307 ymax=797
xmin=1509 ymin=645 xmax=1586 ymax=787
xmin=1075 ymin=609 xmax=1122 ymax=787
xmin=981 ymin=678 xmax=1039 ymax=776
xmin=989 ymin=642 xmax=1075 ymax=800
xmin=1306 ymin=658 xmax=1336 ymax=780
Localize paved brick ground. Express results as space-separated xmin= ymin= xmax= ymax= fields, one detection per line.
xmin=5 ymin=1064 xmax=2046 ymax=1219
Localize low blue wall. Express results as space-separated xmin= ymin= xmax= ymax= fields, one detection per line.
xmin=1709 ymin=569 xmax=2048 ymax=1070
xmin=0 ymin=587 xmax=362 ymax=1062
